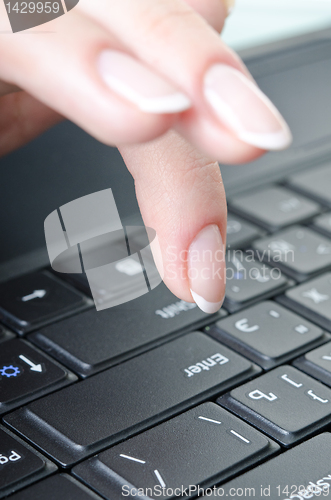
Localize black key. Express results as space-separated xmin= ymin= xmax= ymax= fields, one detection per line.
xmin=229 ymin=185 xmax=320 ymax=232
xmin=253 ymin=226 xmax=331 ymax=281
xmin=293 ymin=341 xmax=331 ymax=387
xmin=224 ymin=251 xmax=289 ymax=313
xmin=312 ymin=212 xmax=331 ymax=238
xmin=73 ymin=403 xmax=279 ymax=500
xmin=4 ymin=332 xmax=260 ymax=467
xmin=29 ymin=283 xmax=226 ymax=378
xmin=226 ymin=214 xmax=264 ymax=249
xmin=0 ymin=425 xmax=56 ymax=499
xmin=0 ymin=339 xmax=77 ymax=414
xmin=0 ymin=325 xmax=15 ymax=343
xmin=0 ymin=270 xmax=92 ymax=334
xmin=6 ymin=474 xmax=103 ymax=500
xmin=208 ymin=434 xmax=331 ymax=500
xmin=277 ymin=273 xmax=331 ymax=331
xmin=206 ymin=301 xmax=328 ymax=370
xmin=288 ymin=161 xmax=331 ymax=207
xmin=219 ymin=365 xmax=331 ymax=446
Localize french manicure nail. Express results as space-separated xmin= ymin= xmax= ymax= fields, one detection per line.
xmin=188 ymin=224 xmax=225 ymax=314
xmin=203 ymin=64 xmax=292 ymax=150
xmin=98 ymin=50 xmax=191 ymax=114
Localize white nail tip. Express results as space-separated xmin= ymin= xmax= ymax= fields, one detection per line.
xmin=204 ymin=88 xmax=292 ymax=150
xmin=102 ymin=74 xmax=191 ymax=113
xmin=238 ymin=128 xmax=293 ymax=151
xmin=190 ymin=289 xmax=223 ymax=314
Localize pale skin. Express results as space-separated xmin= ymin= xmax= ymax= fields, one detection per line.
xmin=0 ymin=0 xmax=292 ymax=313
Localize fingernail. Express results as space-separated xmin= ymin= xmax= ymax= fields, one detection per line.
xmin=203 ymin=64 xmax=292 ymax=150
xmin=98 ymin=50 xmax=191 ymax=114
xmin=224 ymin=0 xmax=235 ymax=15
xmin=188 ymin=224 xmax=225 ymax=314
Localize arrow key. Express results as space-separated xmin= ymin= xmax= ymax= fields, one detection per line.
xmin=0 ymin=270 xmax=92 ymax=334
xmin=0 ymin=339 xmax=77 ymax=414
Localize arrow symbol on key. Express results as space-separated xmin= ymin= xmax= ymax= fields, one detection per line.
xmin=21 ymin=290 xmax=46 ymax=302
xmin=18 ymin=355 xmax=43 ymax=373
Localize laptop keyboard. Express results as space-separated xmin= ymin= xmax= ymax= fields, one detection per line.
xmin=2 ymin=163 xmax=331 ymax=499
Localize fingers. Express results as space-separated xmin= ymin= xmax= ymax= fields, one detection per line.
xmin=0 ymin=12 xmax=183 ymax=146
xmin=0 ymin=0 xmax=291 ymax=160
xmin=120 ymin=131 xmax=227 ymax=313
xmin=79 ymin=0 xmax=292 ymax=152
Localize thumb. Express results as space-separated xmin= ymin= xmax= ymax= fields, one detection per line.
xmin=119 ymin=131 xmax=227 ymax=314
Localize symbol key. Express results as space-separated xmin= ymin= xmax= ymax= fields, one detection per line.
xmin=253 ymin=226 xmax=331 ymax=281
xmin=72 ymin=403 xmax=279 ymax=500
xmin=4 ymin=332 xmax=260 ymax=467
xmin=219 ymin=366 xmax=331 ymax=446
xmin=206 ymin=301 xmax=328 ymax=370
xmin=0 ymin=425 xmax=56 ymax=499
xmin=0 ymin=339 xmax=77 ymax=414
xmin=277 ymin=272 xmax=331 ymax=331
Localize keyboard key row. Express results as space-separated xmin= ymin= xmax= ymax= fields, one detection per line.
xmin=29 ymin=282 xmax=225 ymax=378
xmin=3 ymin=332 xmax=260 ymax=467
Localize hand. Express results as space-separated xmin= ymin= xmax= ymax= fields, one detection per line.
xmin=0 ymin=0 xmax=292 ymax=312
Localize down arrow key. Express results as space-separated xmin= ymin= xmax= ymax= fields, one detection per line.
xmin=18 ymin=355 xmax=43 ymax=373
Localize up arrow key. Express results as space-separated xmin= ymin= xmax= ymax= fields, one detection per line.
xmin=18 ymin=355 xmax=43 ymax=373
xmin=21 ymin=290 xmax=46 ymax=302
